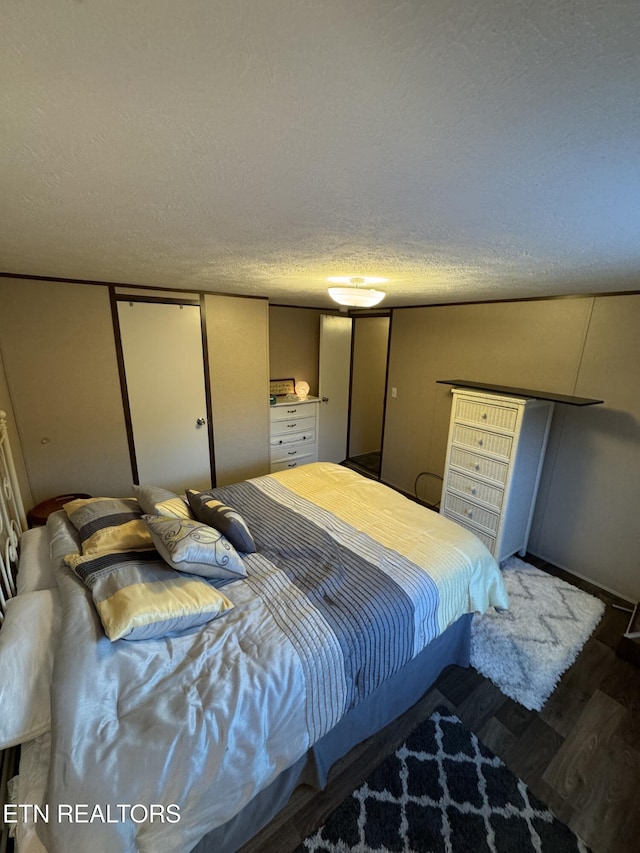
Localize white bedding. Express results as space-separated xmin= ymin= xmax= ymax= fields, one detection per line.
xmin=11 ymin=733 xmax=50 ymax=853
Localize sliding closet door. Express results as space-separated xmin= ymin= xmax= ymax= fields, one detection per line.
xmin=116 ymin=300 xmax=212 ymax=492
xmin=0 ymin=279 xmax=132 ymax=503
xmin=348 ymin=315 xmax=390 ymax=476
xmin=318 ymin=314 xmax=352 ymax=463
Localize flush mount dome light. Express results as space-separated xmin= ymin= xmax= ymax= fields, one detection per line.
xmin=327 ymin=276 xmax=387 ymax=308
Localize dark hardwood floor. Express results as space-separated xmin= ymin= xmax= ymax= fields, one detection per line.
xmin=240 ymin=555 xmax=640 ymax=853
xmin=343 ymin=451 xmax=381 ymax=479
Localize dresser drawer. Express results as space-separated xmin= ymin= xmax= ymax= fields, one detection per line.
xmin=270 ymin=429 xmax=315 ymax=447
xmin=449 ymin=447 xmax=509 ymax=485
xmin=441 ymin=508 xmax=497 ymax=554
xmin=270 ymin=404 xmax=315 ymax=423
xmin=454 ymin=398 xmax=518 ymax=432
xmin=270 ymin=414 xmax=316 ymax=437
xmin=468 ymin=527 xmax=496 ymax=554
xmin=270 ymin=455 xmax=315 ymax=473
xmin=446 ymin=471 xmax=503 ymax=511
xmin=271 ymin=438 xmax=317 ymax=463
xmin=452 ymin=424 xmax=513 ymax=459
xmin=442 ymin=493 xmax=500 ymax=534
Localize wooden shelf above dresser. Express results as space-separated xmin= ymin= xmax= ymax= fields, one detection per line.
xmin=437 ymin=380 xmax=603 ymax=407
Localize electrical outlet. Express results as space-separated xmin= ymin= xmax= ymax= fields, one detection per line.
xmin=391 ymin=387 xmax=398 ymax=398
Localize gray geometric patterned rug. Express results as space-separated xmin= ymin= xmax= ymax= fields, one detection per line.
xmin=296 ymin=706 xmax=591 ymax=853
xmin=471 ymin=557 xmax=605 ymax=711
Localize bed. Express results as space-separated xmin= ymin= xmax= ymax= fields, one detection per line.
xmin=0 ymin=410 xmax=508 ymax=853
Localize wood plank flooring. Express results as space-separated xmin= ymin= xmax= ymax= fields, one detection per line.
xmin=240 ymin=556 xmax=640 ymax=853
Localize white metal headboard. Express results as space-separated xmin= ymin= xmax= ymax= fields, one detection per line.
xmin=1 ymin=410 xmax=27 ymax=852
xmin=0 ymin=410 xmax=27 ymax=623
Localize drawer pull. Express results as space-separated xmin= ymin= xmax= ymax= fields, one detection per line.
xmin=470 ymin=487 xmax=477 ymax=496
xmin=466 ymin=510 xmax=474 ymax=519
xmin=474 ymin=463 xmax=481 ymax=471
xmin=482 ymin=412 xmax=488 ymax=420
xmin=287 ymin=450 xmax=297 ymax=456
xmin=478 ymin=439 xmax=483 ymax=446
xmin=287 ymin=423 xmax=297 ymax=428
xmin=287 ymin=462 xmax=297 ymax=468
xmin=287 ymin=409 xmax=298 ymax=414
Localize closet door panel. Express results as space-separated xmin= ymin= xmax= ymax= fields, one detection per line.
xmin=204 ymin=295 xmax=269 ymax=486
xmin=117 ymin=300 xmax=211 ymax=492
xmin=0 ymin=280 xmax=131 ymax=503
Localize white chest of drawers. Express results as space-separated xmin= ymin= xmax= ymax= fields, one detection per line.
xmin=440 ymin=388 xmax=554 ymax=562
xmin=269 ymin=397 xmax=320 ymax=473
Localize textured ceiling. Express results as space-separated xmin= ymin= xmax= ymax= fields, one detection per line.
xmin=2 ymin=0 xmax=639 ymax=308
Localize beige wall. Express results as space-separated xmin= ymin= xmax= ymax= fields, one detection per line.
xmin=268 ymin=306 xmax=324 ymax=395
xmin=0 ymin=346 xmax=32 ymax=509
xmin=382 ymin=295 xmax=640 ymax=600
xmin=0 ymin=278 xmax=132 ymax=504
xmin=349 ymin=316 xmax=389 ymax=458
xmin=529 ymin=294 xmax=640 ymax=600
xmin=205 ymin=294 xmax=270 ymax=485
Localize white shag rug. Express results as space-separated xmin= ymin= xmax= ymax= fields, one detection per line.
xmin=471 ymin=557 xmax=605 ymax=711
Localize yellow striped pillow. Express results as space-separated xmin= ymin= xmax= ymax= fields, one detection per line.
xmin=66 ymin=549 xmax=234 ymax=641
xmin=64 ymin=497 xmax=152 ymax=555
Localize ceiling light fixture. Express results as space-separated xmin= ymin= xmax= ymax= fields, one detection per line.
xmin=327 ymin=276 xmax=387 ymax=308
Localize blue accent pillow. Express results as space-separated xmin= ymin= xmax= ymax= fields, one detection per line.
xmin=185 ymin=490 xmax=256 ymax=554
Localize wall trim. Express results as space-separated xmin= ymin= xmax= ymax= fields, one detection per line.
xmin=3 ymin=271 xmax=639 ymax=311
xmin=390 ymin=289 xmax=640 ymax=310
xmin=109 ymin=287 xmax=139 ymax=484
xmin=199 ymin=296 xmax=217 ymax=488
xmin=114 ymin=293 xmax=200 ymax=306
xmin=0 ymin=272 xmax=268 ymax=301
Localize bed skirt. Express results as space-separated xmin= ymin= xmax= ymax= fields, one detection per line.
xmin=191 ymin=612 xmax=472 ymax=853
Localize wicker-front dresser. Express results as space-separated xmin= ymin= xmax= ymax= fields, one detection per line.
xmin=440 ymin=388 xmax=554 ymax=562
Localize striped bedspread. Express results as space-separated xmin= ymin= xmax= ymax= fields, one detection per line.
xmin=220 ymin=465 xmax=503 ymax=740
xmin=42 ymin=463 xmax=507 ymax=853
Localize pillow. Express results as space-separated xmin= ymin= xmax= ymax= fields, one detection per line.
xmin=17 ymin=526 xmax=55 ymax=594
xmin=133 ymin=485 xmax=193 ymax=520
xmin=48 ymin=508 xmax=81 ymax=568
xmin=64 ymin=497 xmax=152 ymax=555
xmin=185 ymin=489 xmax=256 ymax=553
xmin=0 ymin=589 xmax=62 ymax=749
xmin=144 ymin=515 xmax=247 ymax=582
xmin=65 ymin=549 xmax=234 ymax=642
